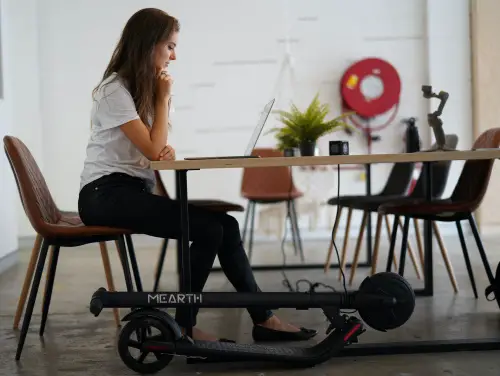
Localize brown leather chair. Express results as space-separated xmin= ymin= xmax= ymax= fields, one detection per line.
xmin=240 ymin=148 xmax=304 ymax=261
xmin=3 ymin=136 xmax=134 ymax=361
xmin=378 ymin=127 xmax=500 ymax=298
xmin=151 ymin=170 xmax=244 ymax=291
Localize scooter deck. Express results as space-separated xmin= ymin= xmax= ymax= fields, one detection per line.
xmin=181 ymin=340 xmax=308 ymax=359
xmin=143 ymin=320 xmax=363 ymax=366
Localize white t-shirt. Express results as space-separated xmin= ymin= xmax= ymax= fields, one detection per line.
xmin=79 ymin=73 xmax=156 ymax=192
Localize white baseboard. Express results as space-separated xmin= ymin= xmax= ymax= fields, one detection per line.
xmin=0 ymin=249 xmax=19 ymax=276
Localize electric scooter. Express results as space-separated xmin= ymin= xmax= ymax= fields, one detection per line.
xmin=89 ymin=271 xmax=416 ymax=374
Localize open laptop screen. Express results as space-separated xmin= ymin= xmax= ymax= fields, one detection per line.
xmin=244 ymin=98 xmax=275 ymax=156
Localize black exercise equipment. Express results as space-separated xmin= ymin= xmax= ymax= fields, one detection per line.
xmin=90 ymin=271 xmax=416 ymax=374
xmin=421 ymin=85 xmax=453 ymax=152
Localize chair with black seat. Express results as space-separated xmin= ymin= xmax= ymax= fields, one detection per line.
xmin=378 ymin=128 xmax=500 ymax=298
xmin=324 ymin=160 xmax=416 ymax=276
xmin=151 ymin=170 xmax=245 ymax=291
xmin=325 ymin=118 xmax=425 ymax=277
xmin=3 ymin=135 xmax=137 ymax=361
xmin=347 ymin=134 xmax=459 ymax=288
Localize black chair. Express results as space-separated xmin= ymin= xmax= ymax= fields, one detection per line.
xmin=324 ymin=160 xmax=416 ymax=276
xmin=324 ymin=118 xmax=423 ymax=277
xmin=346 ymin=134 xmax=459 ymax=289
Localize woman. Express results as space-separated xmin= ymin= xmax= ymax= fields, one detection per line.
xmin=78 ymin=8 xmax=317 ymax=343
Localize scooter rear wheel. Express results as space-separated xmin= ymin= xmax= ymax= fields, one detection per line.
xmin=118 ymin=317 xmax=174 ymax=374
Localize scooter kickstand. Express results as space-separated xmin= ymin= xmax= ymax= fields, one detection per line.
xmin=323 ymin=307 xmax=365 ymax=344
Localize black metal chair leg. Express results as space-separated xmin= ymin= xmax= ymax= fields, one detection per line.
xmin=125 ymin=234 xmax=143 ymax=292
xmin=398 ymin=217 xmax=410 ymax=276
xmin=39 ymin=245 xmax=60 ymax=336
xmin=287 ymin=201 xmax=299 ymax=255
xmin=290 ymin=199 xmax=305 ymax=262
xmin=386 ymin=215 xmax=400 ymax=272
xmin=468 ymin=213 xmax=495 ymax=284
xmin=15 ymin=239 xmax=50 ymax=361
xmin=241 ymin=201 xmax=251 ymax=244
xmin=116 ymin=236 xmax=134 ymax=292
xmin=153 ymin=239 xmax=169 ymax=292
xmin=456 ymin=220 xmax=478 ymax=298
xmin=248 ymin=201 xmax=256 ymax=262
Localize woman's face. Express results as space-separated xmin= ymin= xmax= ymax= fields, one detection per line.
xmin=154 ymin=31 xmax=178 ymax=74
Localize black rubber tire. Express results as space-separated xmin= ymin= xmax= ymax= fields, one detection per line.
xmin=358 ymin=272 xmax=416 ymax=332
xmin=118 ymin=317 xmax=175 ymax=374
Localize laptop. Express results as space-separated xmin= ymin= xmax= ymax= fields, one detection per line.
xmin=184 ymin=98 xmax=275 ymax=160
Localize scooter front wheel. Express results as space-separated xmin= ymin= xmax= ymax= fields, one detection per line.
xmin=118 ymin=317 xmax=175 ymax=374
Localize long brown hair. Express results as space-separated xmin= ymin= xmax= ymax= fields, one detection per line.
xmin=93 ymin=8 xmax=180 ymax=125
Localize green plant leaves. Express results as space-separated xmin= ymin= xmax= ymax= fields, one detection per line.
xmin=267 ymin=93 xmax=356 ymax=150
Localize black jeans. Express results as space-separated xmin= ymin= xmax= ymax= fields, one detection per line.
xmin=78 ymin=172 xmax=273 ymax=328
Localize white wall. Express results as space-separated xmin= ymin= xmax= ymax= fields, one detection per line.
xmin=14 ymin=0 xmax=472 ymax=240
xmin=425 ymin=0 xmax=473 ymax=198
xmin=0 ymin=0 xmax=23 ymax=258
xmin=0 ymin=0 xmax=42 ymax=243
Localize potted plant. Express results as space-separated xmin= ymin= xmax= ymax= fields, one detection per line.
xmin=268 ymin=94 xmax=354 ymax=156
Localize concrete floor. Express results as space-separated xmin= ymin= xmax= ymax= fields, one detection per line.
xmin=1 ymin=233 xmax=500 ymax=375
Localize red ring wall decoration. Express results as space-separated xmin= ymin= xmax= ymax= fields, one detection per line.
xmin=340 ymin=58 xmax=401 ymax=119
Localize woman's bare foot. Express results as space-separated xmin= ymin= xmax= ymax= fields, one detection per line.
xmin=180 ymin=326 xmax=218 ymax=341
xmin=256 ymin=315 xmax=301 ymax=332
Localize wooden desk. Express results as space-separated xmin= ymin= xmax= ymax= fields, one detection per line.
xmin=151 ymin=149 xmax=500 ymax=170
xmin=151 ymin=148 xmax=500 ymax=298
xmin=150 ymin=149 xmax=500 ymax=356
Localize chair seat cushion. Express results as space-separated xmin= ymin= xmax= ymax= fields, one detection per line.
xmin=43 ymin=211 xmax=131 ymax=240
xmin=327 ymin=195 xmax=367 ymax=206
xmin=327 ymin=194 xmax=403 ymax=209
xmin=346 ymin=195 xmax=407 ymax=211
xmin=377 ymin=198 xmax=472 ymax=221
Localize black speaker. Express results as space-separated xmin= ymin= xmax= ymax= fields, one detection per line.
xmin=329 ymin=141 xmax=349 ymax=156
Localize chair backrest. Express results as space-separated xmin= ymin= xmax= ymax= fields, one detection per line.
xmin=379 ymin=134 xmax=459 ymax=197
xmin=378 ymin=162 xmax=415 ymax=196
xmin=409 ymin=134 xmax=459 ymax=199
xmin=240 ymin=148 xmax=299 ymax=198
xmin=450 ymin=128 xmax=500 ymax=210
xmin=3 ymin=136 xmax=61 ymax=235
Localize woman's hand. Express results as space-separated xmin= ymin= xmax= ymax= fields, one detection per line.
xmin=158 ymin=144 xmax=176 ymax=161
xmin=156 ymin=71 xmax=173 ymax=100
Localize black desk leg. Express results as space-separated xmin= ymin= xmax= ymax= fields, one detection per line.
xmin=365 ymin=163 xmax=373 ymax=265
xmin=177 ymin=169 xmax=193 ymax=338
xmin=422 ymin=162 xmax=433 ymax=296
xmin=175 ymin=173 xmax=182 ymax=286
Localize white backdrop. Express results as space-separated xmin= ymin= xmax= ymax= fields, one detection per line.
xmin=3 ymin=0 xmax=472 ymax=243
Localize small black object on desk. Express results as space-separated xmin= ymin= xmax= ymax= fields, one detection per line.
xmin=329 ymin=141 xmax=350 ymax=156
